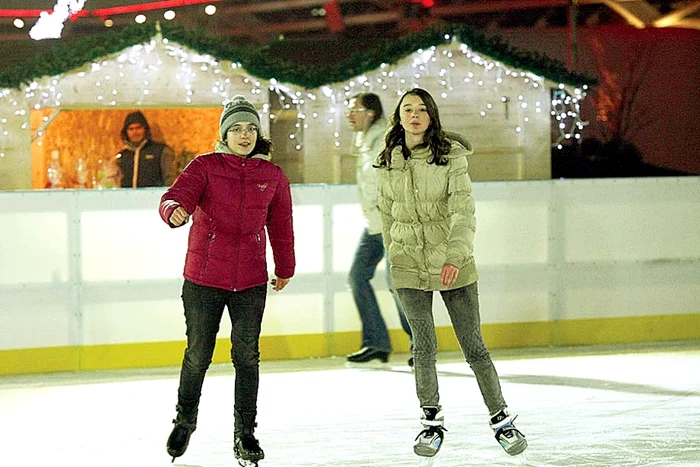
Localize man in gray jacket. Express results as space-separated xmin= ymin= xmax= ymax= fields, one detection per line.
xmin=345 ymin=93 xmax=413 ymax=365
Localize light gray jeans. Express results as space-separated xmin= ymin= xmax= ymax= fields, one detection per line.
xmin=397 ymin=282 xmax=506 ymax=415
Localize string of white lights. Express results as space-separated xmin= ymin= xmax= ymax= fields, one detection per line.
xmin=0 ymin=35 xmax=587 ymax=161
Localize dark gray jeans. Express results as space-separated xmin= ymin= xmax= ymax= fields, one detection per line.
xmin=397 ymin=282 xmax=506 ymax=415
xmin=176 ymin=280 xmax=267 ymax=436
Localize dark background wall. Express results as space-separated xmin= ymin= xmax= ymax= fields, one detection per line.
xmin=498 ymin=26 xmax=700 ymax=175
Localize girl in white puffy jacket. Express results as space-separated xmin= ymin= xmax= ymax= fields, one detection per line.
xmin=376 ymin=88 xmax=527 ymax=458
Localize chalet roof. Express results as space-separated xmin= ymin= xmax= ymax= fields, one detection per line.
xmin=0 ymin=22 xmax=594 ymax=91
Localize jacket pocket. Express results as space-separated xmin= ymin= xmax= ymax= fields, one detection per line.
xmin=200 ymin=231 xmax=215 ymax=276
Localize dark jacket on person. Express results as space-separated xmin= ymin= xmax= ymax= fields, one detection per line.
xmin=158 ymin=149 xmax=295 ymax=292
xmin=116 ymin=139 xmax=176 ymax=187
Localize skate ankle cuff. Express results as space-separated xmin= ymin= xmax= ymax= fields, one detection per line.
xmin=489 ymin=409 xmax=516 ymax=429
xmin=172 ymin=418 xmax=197 ymax=430
xmin=420 ymin=407 xmax=444 ymax=422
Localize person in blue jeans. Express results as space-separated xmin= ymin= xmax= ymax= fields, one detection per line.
xmin=345 ymin=93 xmax=414 ymax=365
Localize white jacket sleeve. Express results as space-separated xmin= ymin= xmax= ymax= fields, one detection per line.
xmin=357 ymin=120 xmax=387 ymax=235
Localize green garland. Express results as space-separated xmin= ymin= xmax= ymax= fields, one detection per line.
xmin=0 ymin=24 xmax=154 ymax=89
xmin=0 ymin=22 xmax=595 ymax=90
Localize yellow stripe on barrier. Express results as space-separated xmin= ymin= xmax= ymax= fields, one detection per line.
xmin=1 ymin=314 xmax=699 ymax=376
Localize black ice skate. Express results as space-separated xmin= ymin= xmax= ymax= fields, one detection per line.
xmin=234 ymin=435 xmax=265 ymax=466
xmin=166 ymin=405 xmax=198 ymax=462
xmin=489 ymin=408 xmax=527 ymax=456
xmin=414 ymin=406 xmax=447 ymax=457
xmin=346 ymin=347 xmax=390 ymax=363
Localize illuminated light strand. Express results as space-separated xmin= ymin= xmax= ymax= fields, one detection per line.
xmin=0 ymin=39 xmax=587 ymax=164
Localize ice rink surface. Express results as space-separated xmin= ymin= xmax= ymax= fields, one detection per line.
xmin=1 ymin=341 xmax=699 ymax=467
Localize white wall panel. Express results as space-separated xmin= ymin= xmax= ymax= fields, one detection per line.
xmin=476 ymin=201 xmax=549 ymax=265
xmin=263 ymin=293 xmax=325 ymax=335
xmin=332 ymin=204 xmax=364 ymax=272
xmin=478 ymin=266 xmax=552 ymax=323
xmin=0 ymin=212 xmax=69 ymax=284
xmin=81 ymin=210 xmax=187 ymax=281
xmin=83 ymin=299 xmax=185 ymax=344
xmin=560 ymin=261 xmax=700 ymax=319
xmin=0 ymin=286 xmax=75 ymax=349
xmin=564 ymin=201 xmax=700 ymax=262
xmin=291 ymin=205 xmax=324 ymax=274
xmin=1 ymin=177 xmax=699 ymax=352
xmin=561 ymin=178 xmax=700 ymax=262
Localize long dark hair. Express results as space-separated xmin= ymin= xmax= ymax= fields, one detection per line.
xmin=353 ymin=92 xmax=384 ymax=127
xmin=376 ymin=88 xmax=451 ymax=168
xmin=251 ymin=134 xmax=273 ymax=157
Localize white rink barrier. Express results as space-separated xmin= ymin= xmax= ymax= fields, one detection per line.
xmin=1 ymin=177 xmax=700 ymax=374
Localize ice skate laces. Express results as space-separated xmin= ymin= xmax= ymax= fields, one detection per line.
xmin=415 ymin=422 xmax=448 ymax=441
xmin=490 ymin=409 xmax=527 ymax=455
xmin=490 ymin=410 xmax=518 ymax=436
xmin=415 ymin=408 xmax=447 ymax=442
xmin=414 ymin=408 xmax=447 ymax=457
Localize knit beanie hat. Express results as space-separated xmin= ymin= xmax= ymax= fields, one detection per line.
xmin=220 ymin=95 xmax=261 ymax=141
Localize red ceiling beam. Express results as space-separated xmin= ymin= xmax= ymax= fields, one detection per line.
xmin=0 ymin=0 xmax=222 ymax=18
xmin=91 ymin=0 xmax=222 ymax=18
xmin=0 ymin=10 xmax=89 ymax=18
xmin=0 ymin=1 xmax=223 ymax=19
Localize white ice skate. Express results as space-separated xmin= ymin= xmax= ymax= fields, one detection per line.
xmin=489 ymin=408 xmax=527 ymax=456
xmin=414 ymin=407 xmax=447 ymax=457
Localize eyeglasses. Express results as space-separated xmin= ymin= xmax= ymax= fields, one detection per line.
xmin=346 ymin=108 xmax=367 ymax=116
xmin=228 ymin=126 xmax=258 ymax=135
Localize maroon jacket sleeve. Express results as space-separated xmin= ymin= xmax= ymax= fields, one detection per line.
xmin=266 ymin=169 xmax=296 ymax=279
xmin=159 ymin=156 xmax=207 ymax=228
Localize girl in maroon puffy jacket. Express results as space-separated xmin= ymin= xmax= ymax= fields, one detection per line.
xmin=159 ymin=95 xmax=295 ymax=465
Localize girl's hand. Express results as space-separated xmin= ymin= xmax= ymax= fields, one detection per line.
xmin=169 ymin=206 xmax=190 ymax=226
xmin=271 ymin=277 xmax=290 ymax=291
xmin=441 ymin=264 xmax=459 ymax=287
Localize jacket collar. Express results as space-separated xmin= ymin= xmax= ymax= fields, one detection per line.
xmin=214 ymin=141 xmax=271 ymax=161
xmin=389 ymin=145 xmax=430 ymax=169
xmin=124 ymin=139 xmax=148 ymax=151
xmin=389 ymin=140 xmax=470 ymax=169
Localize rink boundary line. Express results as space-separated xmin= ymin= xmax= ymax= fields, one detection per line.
xmin=2 ymin=313 xmax=700 ymax=375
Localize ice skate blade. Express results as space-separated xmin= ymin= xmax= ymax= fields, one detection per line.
xmin=417 ymin=456 xmax=436 ymax=467
xmin=414 ymin=442 xmax=442 ymax=458
xmin=237 ymin=460 xmax=259 ymax=467
xmin=502 ymin=437 xmax=528 ymax=456
xmin=344 ymin=360 xmax=391 ymax=370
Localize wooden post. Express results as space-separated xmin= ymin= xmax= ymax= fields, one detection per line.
xmin=568 ymin=0 xmax=579 ymax=73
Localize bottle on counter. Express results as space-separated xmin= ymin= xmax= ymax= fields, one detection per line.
xmin=47 ymin=150 xmax=62 ymax=188
xmin=76 ymin=157 xmax=88 ymax=188
xmin=95 ymin=157 xmax=121 ymax=189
